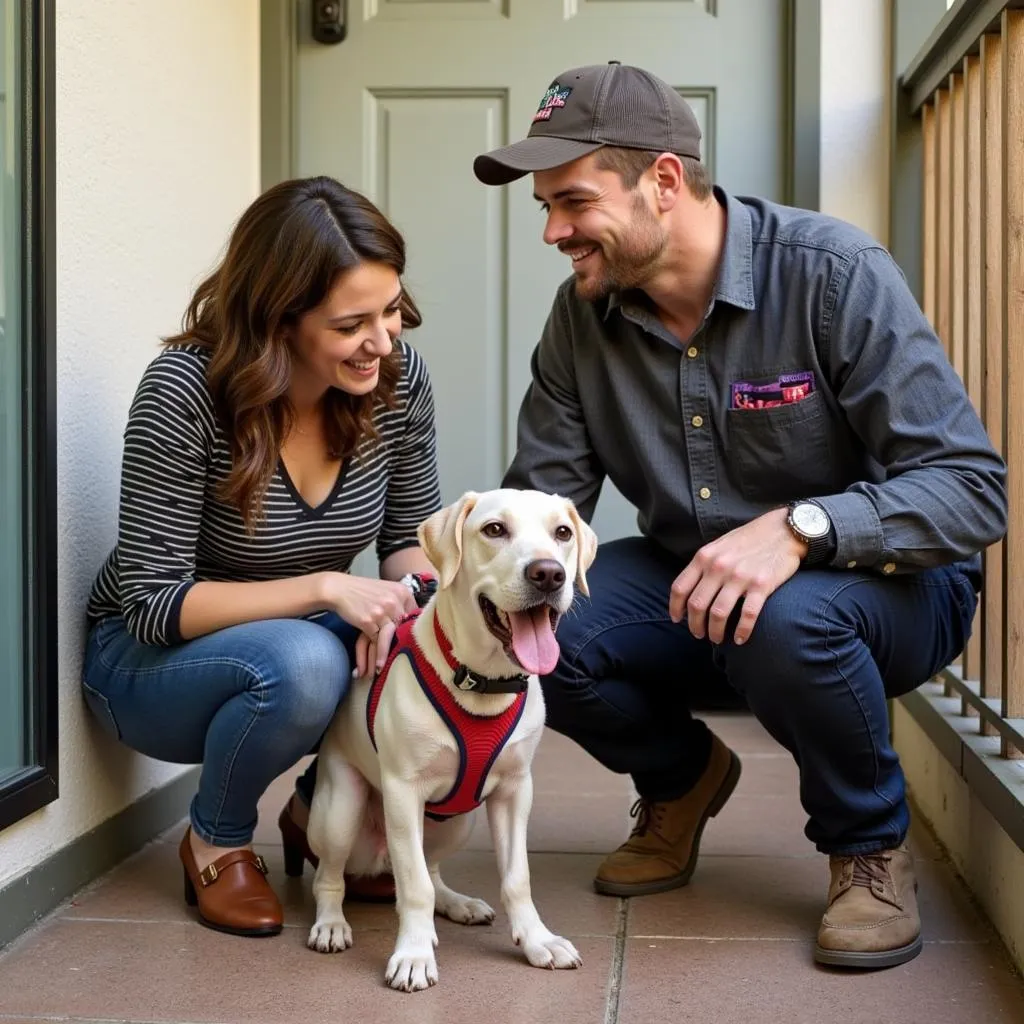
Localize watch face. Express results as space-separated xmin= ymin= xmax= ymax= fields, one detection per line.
xmin=792 ymin=503 xmax=830 ymax=538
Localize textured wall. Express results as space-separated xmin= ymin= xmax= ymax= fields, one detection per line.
xmin=0 ymin=0 xmax=259 ymax=886
xmin=819 ymin=0 xmax=892 ymax=246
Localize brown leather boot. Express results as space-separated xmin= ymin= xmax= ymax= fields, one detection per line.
xmin=594 ymin=734 xmax=741 ymax=896
xmin=179 ymin=829 xmax=283 ymax=937
xmin=815 ymin=844 xmax=922 ymax=968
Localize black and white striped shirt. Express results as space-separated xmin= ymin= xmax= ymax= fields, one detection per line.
xmin=87 ymin=340 xmax=441 ymax=646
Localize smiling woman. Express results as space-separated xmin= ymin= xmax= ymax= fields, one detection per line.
xmin=290 ymin=263 xmax=404 ymax=400
xmin=80 ymin=175 xmax=442 ymax=937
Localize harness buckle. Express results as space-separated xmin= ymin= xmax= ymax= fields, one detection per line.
xmin=453 ymin=665 xmax=477 ymax=691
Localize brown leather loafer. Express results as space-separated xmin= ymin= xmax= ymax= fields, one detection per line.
xmin=278 ymin=799 xmax=396 ymax=904
xmin=179 ymin=828 xmax=283 ymax=937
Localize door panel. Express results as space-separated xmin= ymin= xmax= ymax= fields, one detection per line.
xmin=367 ymin=0 xmax=509 ymax=22
xmin=571 ymin=0 xmax=715 ymax=16
xmin=368 ymin=89 xmax=508 ymax=500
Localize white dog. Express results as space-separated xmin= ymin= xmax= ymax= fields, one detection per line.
xmin=305 ymin=488 xmax=598 ymax=992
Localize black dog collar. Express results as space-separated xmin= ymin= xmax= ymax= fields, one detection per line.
xmin=452 ymin=664 xmax=530 ymax=695
xmin=425 ymin=593 xmax=536 ymax=696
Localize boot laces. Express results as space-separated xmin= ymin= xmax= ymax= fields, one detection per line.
xmin=849 ymin=852 xmax=891 ymax=889
xmin=628 ymin=798 xmax=667 ymax=840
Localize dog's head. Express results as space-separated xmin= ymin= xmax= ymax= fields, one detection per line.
xmin=418 ymin=489 xmax=598 ymax=677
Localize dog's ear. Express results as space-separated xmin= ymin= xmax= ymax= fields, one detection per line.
xmin=418 ymin=492 xmax=479 ymax=588
xmin=565 ymin=501 xmax=598 ymax=597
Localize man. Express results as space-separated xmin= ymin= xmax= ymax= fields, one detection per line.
xmin=472 ymin=61 xmax=1007 ymax=969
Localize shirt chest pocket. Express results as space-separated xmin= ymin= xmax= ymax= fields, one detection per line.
xmin=725 ymin=389 xmax=835 ymax=504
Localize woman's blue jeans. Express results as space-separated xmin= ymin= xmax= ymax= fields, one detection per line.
xmin=81 ymin=613 xmax=357 ymax=847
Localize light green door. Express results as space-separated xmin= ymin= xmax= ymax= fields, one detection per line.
xmin=290 ymin=0 xmax=789 ymax=547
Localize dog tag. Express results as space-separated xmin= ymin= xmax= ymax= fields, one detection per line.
xmin=453 ymin=666 xmax=477 ymax=691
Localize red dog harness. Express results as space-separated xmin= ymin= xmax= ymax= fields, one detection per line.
xmin=366 ymin=609 xmax=528 ymax=820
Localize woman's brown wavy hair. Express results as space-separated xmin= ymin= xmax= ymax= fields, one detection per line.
xmin=164 ymin=175 xmax=421 ymax=532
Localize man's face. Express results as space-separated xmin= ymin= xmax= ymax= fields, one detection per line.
xmin=533 ymin=153 xmax=668 ymax=302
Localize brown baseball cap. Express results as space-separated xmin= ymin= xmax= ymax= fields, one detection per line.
xmin=473 ymin=61 xmax=702 ymax=186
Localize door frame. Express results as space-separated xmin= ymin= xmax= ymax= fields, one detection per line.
xmin=260 ymin=0 xmax=822 ymax=209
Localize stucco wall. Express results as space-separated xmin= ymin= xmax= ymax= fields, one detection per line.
xmin=0 ymin=0 xmax=259 ymax=887
xmin=818 ymin=0 xmax=893 ymax=245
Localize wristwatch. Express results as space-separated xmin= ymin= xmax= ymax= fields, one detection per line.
xmin=786 ymin=501 xmax=834 ymax=566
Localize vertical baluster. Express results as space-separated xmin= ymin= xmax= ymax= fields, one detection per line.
xmin=1002 ymin=9 xmax=1024 ymax=759
xmin=935 ymin=84 xmax=955 ymax=694
xmin=923 ymin=99 xmax=936 ymax=330
xmin=951 ymin=71 xmax=966 ymax=386
xmin=937 ymin=87 xmax=952 ymax=361
xmin=962 ymin=55 xmax=984 ymax=703
xmin=981 ymin=30 xmax=1005 ymax=739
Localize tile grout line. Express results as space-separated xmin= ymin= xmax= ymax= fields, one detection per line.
xmin=60 ymin=915 xmax=629 ymax=941
xmin=628 ymin=935 xmax=991 ymax=944
xmin=59 ymin=915 xmax=385 ymax=931
xmin=0 ymin=1017 xmax=233 ymax=1024
xmin=50 ymin=918 xmax=995 ymax=947
xmin=603 ymin=898 xmax=629 ymax=1024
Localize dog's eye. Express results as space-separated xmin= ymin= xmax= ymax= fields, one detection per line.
xmin=554 ymin=525 xmax=573 ymax=542
xmin=482 ymin=521 xmax=507 ymax=539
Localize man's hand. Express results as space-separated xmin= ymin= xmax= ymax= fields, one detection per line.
xmin=669 ymin=508 xmax=808 ymax=645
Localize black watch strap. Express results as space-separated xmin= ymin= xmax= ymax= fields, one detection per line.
xmin=803 ymin=526 xmax=837 ymax=567
xmin=787 ymin=501 xmax=836 ymax=567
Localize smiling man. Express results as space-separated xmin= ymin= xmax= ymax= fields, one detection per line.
xmin=472 ymin=62 xmax=1007 ymax=969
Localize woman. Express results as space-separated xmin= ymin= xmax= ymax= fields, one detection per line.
xmin=82 ymin=176 xmax=441 ymax=938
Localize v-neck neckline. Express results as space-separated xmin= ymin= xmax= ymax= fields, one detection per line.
xmin=277 ymin=456 xmax=350 ymax=518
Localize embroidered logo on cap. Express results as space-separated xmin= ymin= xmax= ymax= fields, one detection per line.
xmin=533 ymin=83 xmax=572 ymax=122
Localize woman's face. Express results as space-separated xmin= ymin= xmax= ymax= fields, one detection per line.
xmin=289 ymin=260 xmax=403 ymax=401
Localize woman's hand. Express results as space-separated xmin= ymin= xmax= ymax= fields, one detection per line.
xmin=319 ymin=573 xmax=418 ymax=678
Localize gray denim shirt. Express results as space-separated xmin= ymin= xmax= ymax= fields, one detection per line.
xmin=502 ymin=188 xmax=1007 ymax=580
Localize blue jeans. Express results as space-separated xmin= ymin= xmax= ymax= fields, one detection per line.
xmin=81 ymin=613 xmax=357 ymax=846
xmin=545 ymin=537 xmax=979 ymax=855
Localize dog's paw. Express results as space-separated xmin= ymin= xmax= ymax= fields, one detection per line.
xmin=385 ymin=946 xmax=439 ymax=992
xmin=436 ymin=892 xmax=495 ymax=926
xmin=307 ymin=916 xmax=353 ymax=953
xmin=518 ymin=930 xmax=583 ymax=970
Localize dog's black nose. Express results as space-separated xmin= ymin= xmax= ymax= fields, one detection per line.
xmin=525 ymin=559 xmax=566 ymax=593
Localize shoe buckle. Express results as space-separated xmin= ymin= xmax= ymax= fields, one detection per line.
xmin=199 ymin=864 xmax=218 ymax=887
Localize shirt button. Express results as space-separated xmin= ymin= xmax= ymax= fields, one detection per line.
xmin=699 ymin=487 xmax=711 ymax=500
xmin=882 ymin=562 xmax=896 ymax=574
xmin=686 ymin=346 xmax=699 ymax=358
xmin=691 ymin=415 xmax=704 ymax=428
xmin=847 ymin=560 xmax=857 ymax=569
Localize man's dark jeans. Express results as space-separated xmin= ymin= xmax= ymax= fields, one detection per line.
xmin=544 ymin=536 xmax=979 ymax=855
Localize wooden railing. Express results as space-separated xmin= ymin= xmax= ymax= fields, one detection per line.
xmin=903 ymin=0 xmax=1024 ymax=780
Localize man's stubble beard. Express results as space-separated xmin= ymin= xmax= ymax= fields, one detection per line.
xmin=574 ymin=193 xmax=668 ymax=303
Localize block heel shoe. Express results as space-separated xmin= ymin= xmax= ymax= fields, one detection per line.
xmin=179 ymin=828 xmax=283 ymax=937
xmin=278 ymin=798 xmax=396 ymax=904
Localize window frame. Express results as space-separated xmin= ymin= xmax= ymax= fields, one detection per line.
xmin=0 ymin=0 xmax=57 ymax=833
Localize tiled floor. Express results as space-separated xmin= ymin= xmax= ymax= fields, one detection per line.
xmin=2 ymin=713 xmax=1023 ymax=1024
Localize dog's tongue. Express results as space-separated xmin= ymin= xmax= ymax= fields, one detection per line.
xmin=508 ymin=607 xmax=559 ymax=676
